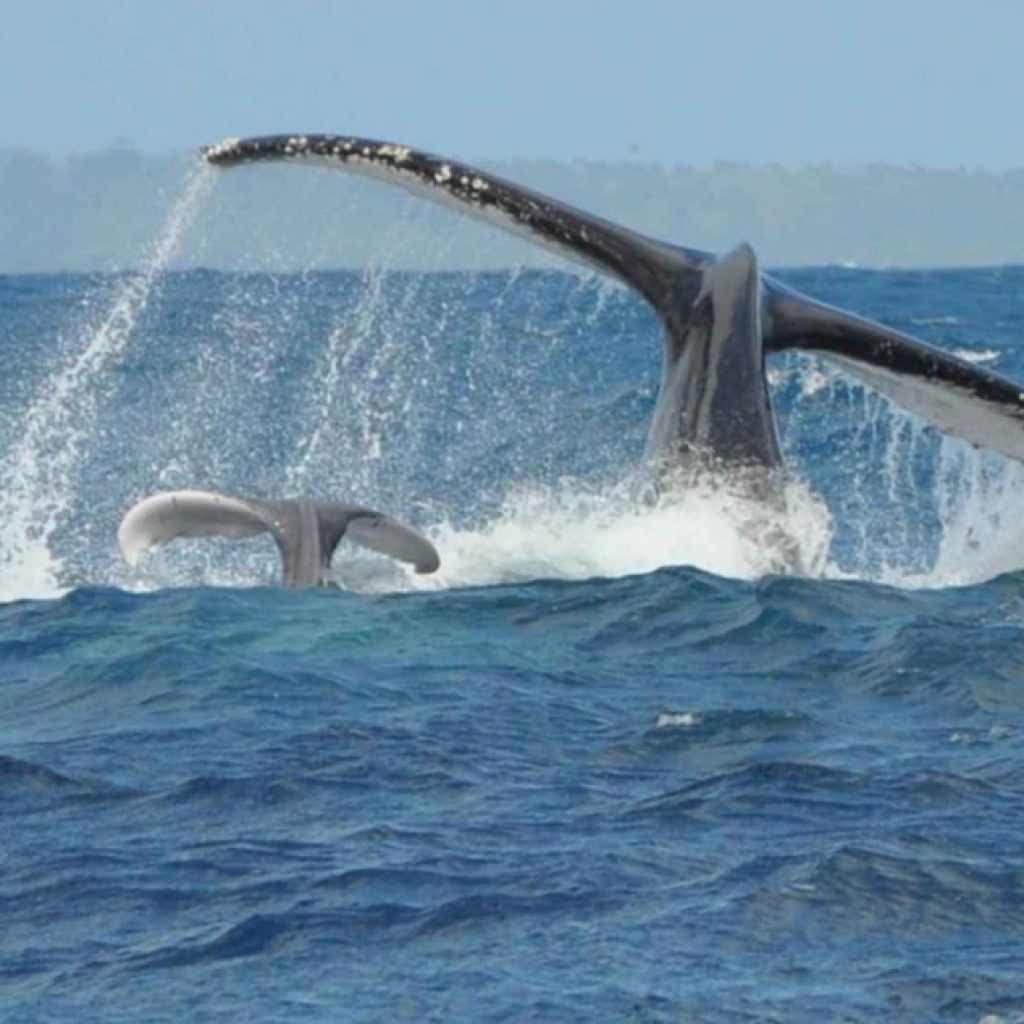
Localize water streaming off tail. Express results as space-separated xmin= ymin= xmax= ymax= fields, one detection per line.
xmin=1 ymin=188 xmax=1022 ymax=598
xmin=774 ymin=353 xmax=1024 ymax=587
xmin=0 ymin=166 xmax=215 ymax=600
xmin=107 ymin=267 xmax=1024 ymax=593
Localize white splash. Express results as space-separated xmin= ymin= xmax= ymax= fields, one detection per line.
xmin=333 ymin=476 xmax=833 ymax=594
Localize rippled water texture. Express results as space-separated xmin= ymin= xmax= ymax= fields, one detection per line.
xmin=2 ymin=172 xmax=1024 ymax=1021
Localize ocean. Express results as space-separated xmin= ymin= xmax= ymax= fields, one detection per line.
xmin=2 ymin=169 xmax=1024 ymax=1022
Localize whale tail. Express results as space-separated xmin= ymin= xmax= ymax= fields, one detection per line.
xmin=117 ymin=490 xmax=440 ymax=586
xmin=202 ymin=134 xmax=1024 ymax=468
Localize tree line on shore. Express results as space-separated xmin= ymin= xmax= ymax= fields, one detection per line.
xmin=3 ymin=146 xmax=1024 ymax=272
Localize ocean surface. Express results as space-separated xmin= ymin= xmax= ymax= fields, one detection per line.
xmin=2 ymin=172 xmax=1024 ymax=1022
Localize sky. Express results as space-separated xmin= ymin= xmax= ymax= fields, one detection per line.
xmin=3 ymin=0 xmax=1024 ymax=168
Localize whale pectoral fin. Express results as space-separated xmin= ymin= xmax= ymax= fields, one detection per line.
xmin=201 ymin=134 xmax=708 ymax=311
xmin=317 ymin=504 xmax=440 ymax=575
xmin=766 ymin=282 xmax=1024 ymax=463
xmin=117 ymin=490 xmax=275 ymax=566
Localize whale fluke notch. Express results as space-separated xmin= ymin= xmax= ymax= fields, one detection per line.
xmin=118 ymin=490 xmax=439 ymax=586
xmin=201 ymin=133 xmax=1024 ymax=470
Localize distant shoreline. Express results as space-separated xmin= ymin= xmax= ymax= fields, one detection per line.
xmin=4 ymin=264 xmax=1024 ymax=279
xmin=3 ymin=148 xmax=1024 ymax=273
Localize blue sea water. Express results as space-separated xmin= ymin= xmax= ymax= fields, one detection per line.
xmin=2 ymin=178 xmax=1024 ymax=1021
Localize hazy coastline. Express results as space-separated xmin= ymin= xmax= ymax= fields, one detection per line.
xmin=3 ymin=146 xmax=1024 ymax=273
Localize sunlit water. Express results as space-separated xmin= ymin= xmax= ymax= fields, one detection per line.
xmin=2 ymin=179 xmax=1024 ymax=1021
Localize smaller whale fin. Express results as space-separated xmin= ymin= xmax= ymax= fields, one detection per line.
xmin=317 ymin=503 xmax=440 ymax=575
xmin=117 ymin=490 xmax=274 ymax=566
xmin=118 ymin=490 xmax=441 ymax=584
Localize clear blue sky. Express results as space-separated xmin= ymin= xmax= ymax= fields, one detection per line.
xmin=4 ymin=0 xmax=1023 ymax=168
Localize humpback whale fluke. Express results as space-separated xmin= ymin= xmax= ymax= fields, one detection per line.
xmin=118 ymin=490 xmax=440 ymax=586
xmin=201 ymin=133 xmax=1024 ymax=477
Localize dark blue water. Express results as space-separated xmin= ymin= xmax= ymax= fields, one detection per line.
xmin=3 ymin=249 xmax=1024 ymax=1019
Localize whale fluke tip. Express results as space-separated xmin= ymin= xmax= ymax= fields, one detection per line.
xmin=200 ymin=137 xmax=243 ymax=164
